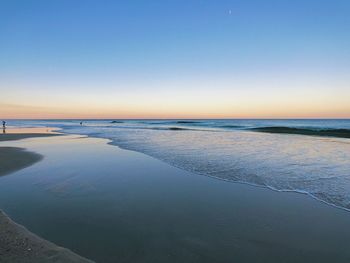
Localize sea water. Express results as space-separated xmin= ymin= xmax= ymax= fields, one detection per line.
xmin=6 ymin=119 xmax=350 ymax=210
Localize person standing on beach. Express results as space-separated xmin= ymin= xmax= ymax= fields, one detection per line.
xmin=2 ymin=121 xmax=6 ymax=134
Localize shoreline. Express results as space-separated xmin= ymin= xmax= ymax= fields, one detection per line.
xmin=0 ymin=132 xmax=93 ymax=263
xmin=107 ymin=139 xmax=350 ymax=213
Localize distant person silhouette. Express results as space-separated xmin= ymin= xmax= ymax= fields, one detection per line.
xmin=2 ymin=121 xmax=6 ymax=134
xmin=80 ymin=121 xmax=83 ymax=126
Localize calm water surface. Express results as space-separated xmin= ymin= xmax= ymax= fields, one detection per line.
xmin=1 ymin=135 xmax=350 ymax=262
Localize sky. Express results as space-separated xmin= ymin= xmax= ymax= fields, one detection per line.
xmin=1 ymin=0 xmax=349 ymax=119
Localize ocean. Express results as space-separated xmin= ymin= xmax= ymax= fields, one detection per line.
xmin=6 ymin=119 xmax=350 ymax=210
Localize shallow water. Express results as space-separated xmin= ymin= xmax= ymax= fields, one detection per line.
xmin=6 ymin=119 xmax=350 ymax=210
xmin=1 ymin=135 xmax=350 ymax=262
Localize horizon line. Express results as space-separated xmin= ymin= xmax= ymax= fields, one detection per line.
xmin=2 ymin=117 xmax=350 ymax=120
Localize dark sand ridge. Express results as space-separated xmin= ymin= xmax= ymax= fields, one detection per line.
xmin=0 ymin=132 xmax=60 ymax=176
xmin=0 ymin=131 xmax=93 ymax=263
xmin=0 ymin=147 xmax=43 ymax=177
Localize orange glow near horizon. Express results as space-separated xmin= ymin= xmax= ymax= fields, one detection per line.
xmin=1 ymin=76 xmax=350 ymax=119
xmin=1 ymin=100 xmax=349 ymax=119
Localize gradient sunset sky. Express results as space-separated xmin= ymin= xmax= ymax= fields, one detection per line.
xmin=1 ymin=0 xmax=349 ymax=119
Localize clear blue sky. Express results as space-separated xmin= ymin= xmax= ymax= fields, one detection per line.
xmin=1 ymin=0 xmax=349 ymax=118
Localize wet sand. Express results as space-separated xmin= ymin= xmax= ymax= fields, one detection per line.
xmin=0 ymin=147 xmax=43 ymax=177
xmin=0 ymin=134 xmax=58 ymax=142
xmin=0 ymin=131 xmax=93 ymax=263
xmin=0 ymin=131 xmax=60 ymax=176
xmin=0 ymin=210 xmax=93 ymax=263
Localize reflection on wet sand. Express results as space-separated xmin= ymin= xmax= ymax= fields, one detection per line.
xmin=2 ymin=127 xmax=60 ymax=134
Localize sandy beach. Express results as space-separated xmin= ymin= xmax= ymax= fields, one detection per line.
xmin=0 ymin=131 xmax=93 ymax=263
